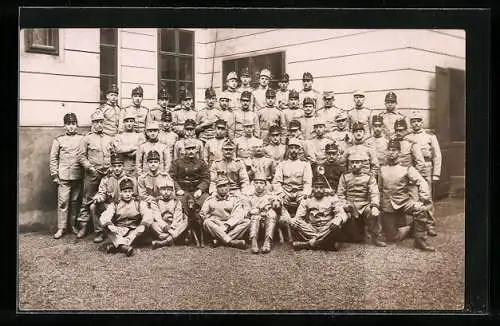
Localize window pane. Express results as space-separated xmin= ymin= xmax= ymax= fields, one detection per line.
xmin=100 ymin=75 xmax=117 ymax=102
xmin=159 ymin=55 xmax=177 ymax=80
xmin=159 ymin=29 xmax=175 ymax=52
xmin=31 ymin=29 xmax=50 ymax=46
xmin=179 ymin=57 xmax=193 ymax=81
xmin=100 ymin=46 xmax=117 ymax=75
xmin=164 ymin=81 xmax=178 ymax=105
xmin=179 ymin=30 xmax=193 ymax=54
xmin=100 ymin=28 xmax=117 ymax=46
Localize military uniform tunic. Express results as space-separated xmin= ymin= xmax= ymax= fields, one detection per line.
xmin=347 ymin=107 xmax=373 ymax=136
xmin=379 ymin=111 xmax=409 ymax=138
xmin=173 ymin=137 xmax=204 ymax=161
xmin=364 ymin=135 xmax=389 ymax=166
xmin=113 ymin=131 xmax=145 ymax=177
xmin=304 ymin=137 xmax=334 ymax=165
xmin=209 ymin=158 xmax=250 ymax=194
xmin=299 ymin=115 xmax=317 ymax=140
xmin=203 ymin=137 xmax=227 ymax=167
xmin=152 ymin=196 xmax=188 ymax=240
xmin=276 ymin=90 xmax=290 ymax=111
xmin=316 ymin=106 xmax=340 ymax=133
xmin=272 ymin=159 xmax=313 ymax=198
xmin=257 ymin=106 xmax=285 ymax=141
xmin=196 ymin=107 xmax=221 ymax=143
xmin=221 ymin=89 xmax=242 ymax=111
xmin=121 ymin=105 xmax=149 ymax=134
xmin=252 ymin=86 xmax=269 ymax=111
xmin=325 ymin=129 xmax=353 ymax=154
xmin=172 ymin=108 xmax=197 ymax=134
xmin=146 ymin=105 xmax=166 ymax=123
xmin=233 ymin=110 xmax=260 ymax=139
xmin=282 ymin=107 xmax=305 ymax=138
xmin=136 ymin=140 xmax=171 ymax=176
xmin=299 ymin=89 xmax=323 ymax=110
xmin=158 ymin=130 xmax=178 ymax=164
xmin=218 ymin=108 xmax=236 ymax=139
xmin=234 ymin=136 xmax=262 ymax=160
xmin=342 ymin=142 xmax=380 ymax=177
xmin=96 ymin=102 xmax=122 ymax=136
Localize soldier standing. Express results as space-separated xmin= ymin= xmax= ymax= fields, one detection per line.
xmin=50 ymin=112 xmax=84 ymax=239
xmin=379 ymin=139 xmax=435 ymax=251
xmin=299 ymin=72 xmax=323 ymax=111
xmin=209 ymin=139 xmax=251 ymax=195
xmin=285 ymin=120 xmax=307 ymax=161
xmin=245 ymin=142 xmax=275 ymax=185
xmin=264 ymin=125 xmax=287 ymax=162
xmin=342 ymin=121 xmax=379 ymax=177
xmin=196 ymin=87 xmax=221 ymax=144
xmin=379 ymin=91 xmax=409 ymax=139
xmin=173 ymin=119 xmax=204 ymax=161
xmin=252 ymin=68 xmax=271 ymax=111
xmin=281 ymin=89 xmax=305 ymax=140
xmin=203 ymin=119 xmax=229 ymax=168
xmin=217 ymin=93 xmax=236 ymax=139
xmin=100 ymin=178 xmax=152 ymax=256
xmin=146 ymin=88 xmax=170 ymax=123
xmin=236 ymin=67 xmax=255 ymax=110
xmin=96 ymin=84 xmax=121 ymax=137
xmin=347 ymin=90 xmax=372 ymax=139
xmin=200 ymin=176 xmax=250 ymax=249
xmin=77 ymin=111 xmax=114 ymax=241
xmin=136 ymin=121 xmax=171 ymax=176
xmin=121 ymin=86 xmax=149 ymax=134
xmin=325 ymin=111 xmax=353 ymax=154
xmin=276 ymin=73 xmax=290 ymax=111
xmin=222 ymin=71 xmax=242 ymax=111
xmin=316 ymin=91 xmax=340 ymax=134
xmin=312 ymin=142 xmax=347 ymax=194
xmin=337 ymin=152 xmax=386 ymax=246
xmin=234 ymin=119 xmax=262 ymax=160
xmin=113 ymin=111 xmax=145 ymax=177
xmin=300 ymin=97 xmax=317 ymax=140
xmin=233 ymin=91 xmax=260 ymax=139
xmin=172 ymin=90 xmax=197 ymax=135
xmin=405 ymin=110 xmax=442 ymax=237
xmin=290 ymin=178 xmax=348 ymax=251
xmin=158 ymin=111 xmax=179 ymax=163
xmin=304 ymin=118 xmax=334 ymax=167
xmin=364 ymin=115 xmax=389 ymax=167
xmin=392 ymin=119 xmax=426 ymax=176
xmin=257 ymin=88 xmax=286 ymax=143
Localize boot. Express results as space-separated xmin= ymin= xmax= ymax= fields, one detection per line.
xmin=250 ymin=237 xmax=259 ymax=254
xmin=261 ymin=237 xmax=272 ymax=254
xmin=249 ymin=217 xmax=260 ymax=253
xmin=105 ymin=243 xmax=116 ymax=254
xmin=93 ymin=233 xmax=105 ymax=243
xmin=396 ymin=226 xmax=411 ymax=241
xmin=228 ymin=239 xmax=246 ymax=250
xmin=70 ymin=204 xmax=79 ymax=235
xmin=261 ymin=219 xmax=276 ymax=254
xmin=76 ymin=222 xmax=87 ymax=239
xmin=53 ymin=229 xmax=64 ymax=239
xmin=120 ymin=244 xmax=135 ymax=256
xmin=292 ymin=241 xmax=310 ymax=251
xmin=414 ymin=237 xmax=435 ymax=252
xmin=427 ymin=227 xmax=438 ymax=237
xmin=152 ymin=236 xmax=173 ymax=250
xmin=372 ymin=234 xmax=387 ymax=247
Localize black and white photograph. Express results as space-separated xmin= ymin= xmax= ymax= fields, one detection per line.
xmin=18 ymin=26 xmax=467 ymax=310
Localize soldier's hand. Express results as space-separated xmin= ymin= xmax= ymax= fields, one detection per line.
xmin=107 ymin=225 xmax=118 ymax=233
xmin=88 ymin=166 xmax=97 ymax=175
xmin=371 ymin=207 xmax=380 ymax=217
xmin=421 ymin=198 xmax=432 ymax=206
xmin=52 ymin=176 xmax=60 ymax=185
xmin=176 ymin=190 xmax=185 ymax=196
xmin=94 ymin=195 xmax=103 ymax=204
xmin=193 ymin=189 xmax=202 ymax=199
xmin=432 ymin=175 xmax=440 ymax=182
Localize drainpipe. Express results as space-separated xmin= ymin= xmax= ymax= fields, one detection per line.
xmin=210 ymin=29 xmax=218 ymax=88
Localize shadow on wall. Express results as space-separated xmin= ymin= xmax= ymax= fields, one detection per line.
xmin=19 ymin=126 xmax=91 ymax=232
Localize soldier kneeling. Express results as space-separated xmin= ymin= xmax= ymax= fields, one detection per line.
xmin=99 ymin=178 xmax=153 ymax=256
xmin=290 ymin=178 xmax=349 ymax=251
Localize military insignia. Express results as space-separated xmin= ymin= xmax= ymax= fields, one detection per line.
xmin=316 ymin=165 xmax=325 ymax=176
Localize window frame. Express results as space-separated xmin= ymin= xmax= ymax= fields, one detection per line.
xmin=99 ymin=28 xmax=118 ymax=103
xmin=157 ymin=28 xmax=195 ymax=105
xmin=24 ymin=28 xmax=59 ymax=55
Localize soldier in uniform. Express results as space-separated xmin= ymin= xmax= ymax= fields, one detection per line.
xmin=172 ymin=90 xmax=197 ymax=135
xmin=393 ymin=119 xmax=426 ymax=176
xmin=50 ymin=112 xmax=84 ymax=239
xmin=158 ymin=110 xmax=179 ymax=162
xmin=209 ymin=139 xmax=251 ymax=195
xmin=245 ymin=141 xmax=275 ymax=185
xmin=379 ymin=139 xmax=435 ymax=251
xmin=234 ymin=119 xmax=262 ymax=160
xmin=337 ymin=152 xmax=386 ymax=246
xmin=285 ymin=120 xmax=307 ymax=161
xmin=300 ymin=97 xmax=318 ymax=140
xmin=203 ymin=119 xmax=229 ymax=168
xmin=173 ymin=119 xmax=204 ymax=161
xmin=252 ymin=68 xmax=271 ymax=111
xmin=217 ymin=93 xmax=236 ymax=139
xmin=325 ymin=111 xmax=353 ymax=154
xmin=200 ymin=176 xmax=250 ymax=249
xmin=77 ymin=111 xmax=114 ymax=241
xmin=342 ymin=121 xmax=379 ymax=177
xmin=170 ymin=139 xmax=211 ymax=247
xmin=316 ymin=91 xmax=340 ymax=133
xmin=347 ymin=90 xmax=372 ymax=139
xmin=364 ymin=115 xmax=389 ymax=167
xmin=257 ymin=88 xmax=286 ymax=143
xmin=96 ymin=84 xmax=121 ymax=137
xmin=379 ymin=91 xmax=409 ymax=139
xmin=236 ymin=67 xmax=255 ymax=110
xmin=299 ymin=72 xmax=323 ymax=111
xmin=113 ymin=111 xmax=145 ymax=177
xmin=100 ymin=178 xmax=152 ymax=256
xmin=146 ymin=87 xmax=170 ymax=124
xmin=221 ymin=71 xmax=242 ymax=111
xmin=264 ymin=125 xmax=287 ymax=162
xmin=290 ymin=178 xmax=348 ymax=251
xmin=246 ymin=172 xmax=282 ymax=254
xmin=312 ymin=142 xmax=347 ymax=193
xmin=304 ymin=118 xmax=334 ymax=167
xmin=136 ymin=120 xmax=171 ymax=176
xmin=150 ymin=176 xmax=189 ymax=249
xmin=233 ymin=91 xmax=260 ymax=139
xmin=196 ymin=87 xmax=221 ymax=144
xmin=121 ymin=86 xmax=149 ymax=134
xmin=276 ymin=73 xmax=290 ymax=111
xmin=405 ymin=110 xmax=442 ymax=236
xmin=281 ymin=89 xmax=305 ymax=140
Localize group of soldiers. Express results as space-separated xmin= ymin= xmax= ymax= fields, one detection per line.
xmin=49 ymin=67 xmax=442 ymax=257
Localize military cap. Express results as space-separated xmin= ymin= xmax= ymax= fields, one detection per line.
xmin=325 ymin=142 xmax=339 ymax=152
xmin=219 ymin=92 xmax=230 ymax=100
xmin=215 ymin=119 xmax=227 ymax=128
xmin=313 ymin=117 xmax=325 ymax=127
xmin=410 ymin=110 xmax=424 ymax=121
xmin=119 ymin=178 xmax=135 ymax=191
xmin=243 ymin=118 xmax=254 ymax=126
xmin=352 ymin=121 xmax=365 ymax=132
xmin=184 ymin=139 xmax=197 ymax=149
xmin=253 ymin=172 xmax=267 ymax=182
xmin=63 ymin=112 xmax=78 ymax=124
xmin=385 ymin=91 xmax=397 ymax=103
xmin=387 ymin=139 xmax=401 ymax=150
xmin=312 ymin=177 xmax=327 ymax=187
xmin=265 ymin=88 xmax=276 ymax=98
xmin=323 ymin=91 xmax=335 ymax=100
xmin=288 ymin=89 xmax=299 ymax=99
xmin=288 ymin=119 xmax=302 ymax=131
xmin=394 ymin=118 xmax=408 ymax=130
xmin=205 ymin=87 xmax=217 ymax=99
xmin=91 ymin=111 xmax=104 ymax=122
xmin=215 ymin=176 xmax=230 ymax=187
xmin=240 ymin=67 xmax=250 ymax=77
xmin=131 ymin=86 xmax=144 ymax=96
xmin=226 ymin=71 xmax=238 ymax=81
xmin=268 ymin=125 xmax=281 ymax=135
xmin=161 ymin=110 xmax=172 ymax=122
xmin=182 ymin=90 xmax=193 ymax=100
xmin=184 ymin=119 xmax=197 ymax=129
xmin=348 ymin=151 xmax=369 ymax=161
xmin=372 ymin=115 xmax=383 ymax=125
xmin=157 ymin=176 xmax=174 ymax=189
xmin=288 ymin=138 xmax=302 ymax=148
xmin=353 ymin=90 xmax=366 ymax=97
xmin=335 ymin=111 xmax=348 ymax=121
xmin=222 ymin=139 xmax=236 ymax=150
xmin=146 ymin=120 xmax=160 ymax=130
xmin=279 ymin=73 xmax=290 ymax=82
xmin=240 ymin=91 xmax=252 ymax=101
xmin=303 ymin=97 xmax=315 ymax=106
xmin=110 ymin=153 xmax=124 ymax=165
xmin=146 ymin=150 xmax=161 ymax=162
xmin=259 ymin=69 xmax=271 ymax=79
xmin=302 ymin=72 xmax=314 ymax=81
xmin=158 ymin=88 xmax=169 ymax=100
xmin=107 ymin=83 xmax=119 ymax=94
xmin=123 ymin=110 xmax=136 ymax=121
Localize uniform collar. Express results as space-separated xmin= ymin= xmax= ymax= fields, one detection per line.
xmin=216 ymin=193 xmax=230 ymax=200
xmin=147 ymin=170 xmax=160 ymax=177
xmin=413 ymin=129 xmax=424 ymax=134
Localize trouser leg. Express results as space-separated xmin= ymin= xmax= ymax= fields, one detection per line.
xmin=90 ymin=202 xmax=106 ymax=235
xmin=423 ymin=162 xmax=436 ymax=228
xmin=381 ymin=211 xmax=399 ymax=242
xmin=400 ymin=202 xmax=428 ymax=241
xmin=263 ymin=209 xmax=278 ymax=240
xmin=363 ymin=206 xmax=382 ymax=241
xmin=290 ymin=218 xmax=319 ymax=241
xmin=68 ymin=180 xmax=82 ymax=234
xmin=124 ymin=225 xmax=146 ymax=246
xmin=227 ymin=219 xmax=251 ymax=241
xmin=203 ymin=218 xmax=232 ymax=243
xmin=77 ymin=172 xmax=102 ymax=228
xmin=56 ymin=180 xmax=71 ymax=230
xmin=249 ymin=214 xmax=262 ymax=240
xmin=166 ymin=214 xmax=189 ymax=240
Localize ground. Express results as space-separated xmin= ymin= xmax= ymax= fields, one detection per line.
xmin=18 ymin=198 xmax=464 ymax=311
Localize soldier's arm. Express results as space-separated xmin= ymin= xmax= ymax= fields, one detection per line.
xmin=368 ymin=147 xmax=379 ymax=177
xmin=77 ymin=136 xmax=92 ymax=170
xmin=198 ymin=198 xmax=212 ymax=221
xmin=331 ymin=195 xmax=349 ymax=225
xmin=135 ymin=145 xmax=144 ymax=176
xmin=197 ymin=161 xmax=211 ymax=193
xmin=166 ymin=199 xmax=186 ymax=235
xmin=271 ymin=162 xmax=284 ymax=193
xmin=173 ymin=141 xmax=181 ymax=161
xmin=303 ymin=162 xmax=313 ymax=196
xmin=162 ymin=145 xmax=171 ymax=173
xmin=208 ymin=162 xmax=218 ymax=194
xmin=202 ymin=141 xmax=210 ymax=164
xmin=294 ymin=200 xmax=308 ymax=221
xmin=254 ymin=114 xmax=261 ymax=138
xmin=168 ymin=161 xmax=183 ymax=192
xmin=411 ymin=142 xmax=426 ymax=176
xmin=368 ymin=175 xmax=380 ymax=208
xmin=225 ymin=198 xmax=247 ymax=227
xmin=49 ymin=138 xmax=60 ymax=179
xmin=408 ymin=166 xmax=431 ymax=203
xmin=117 ymin=109 xmax=125 ymax=134
xmin=431 ymin=134 xmax=442 ymax=178
xmin=336 ymin=173 xmax=347 ymax=202
xmin=137 ymin=175 xmax=155 ymax=204
xmin=138 ymin=200 xmax=153 ymax=226
xmin=94 ymin=177 xmax=108 ymax=202
xmin=113 ymin=135 xmax=134 ymax=154
xmin=303 ymin=140 xmax=315 ymax=163
xmin=238 ymin=161 xmax=251 ymax=194
xmin=99 ymin=202 xmax=117 ymax=228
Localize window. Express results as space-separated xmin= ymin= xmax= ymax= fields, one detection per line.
xmin=24 ymin=29 xmax=59 ymax=55
xmin=100 ymin=28 xmax=118 ymax=102
xmin=158 ymin=29 xmax=194 ymax=105
xmin=222 ymin=52 xmax=285 ymax=90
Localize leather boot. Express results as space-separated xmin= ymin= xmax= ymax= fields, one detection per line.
xmin=76 ymin=222 xmax=87 ymax=239
xmin=250 ymin=237 xmax=259 ymax=254
xmin=152 ymin=236 xmax=173 ymax=250
xmin=427 ymin=227 xmax=438 ymax=237
xmin=261 ymin=237 xmax=272 ymax=254
xmin=372 ymin=234 xmax=387 ymax=247
xmin=53 ymin=229 xmax=64 ymax=239
xmin=105 ymin=243 xmax=116 ymax=254
xmin=396 ymin=226 xmax=411 ymax=241
xmin=292 ymin=241 xmax=310 ymax=251
xmin=414 ymin=237 xmax=435 ymax=252
xmin=261 ymin=220 xmax=276 ymax=253
xmin=120 ymin=244 xmax=135 ymax=256
xmin=228 ymin=239 xmax=246 ymax=250
xmin=70 ymin=204 xmax=79 ymax=235
xmin=93 ymin=233 xmax=105 ymax=243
